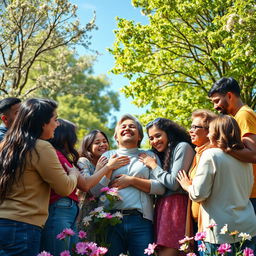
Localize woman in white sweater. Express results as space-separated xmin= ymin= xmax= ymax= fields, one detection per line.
xmin=177 ymin=115 xmax=256 ymax=253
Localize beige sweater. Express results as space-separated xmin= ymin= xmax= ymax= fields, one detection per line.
xmin=0 ymin=139 xmax=78 ymax=227
xmin=188 ymin=148 xmax=256 ymax=244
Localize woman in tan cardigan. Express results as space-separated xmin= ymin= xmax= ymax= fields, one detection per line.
xmin=0 ymin=98 xmax=80 ymax=256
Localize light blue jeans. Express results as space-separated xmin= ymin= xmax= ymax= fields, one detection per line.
xmin=106 ymin=214 xmax=154 ymax=256
xmin=0 ymin=218 xmax=42 ymax=256
xmin=40 ymin=197 xmax=79 ymax=256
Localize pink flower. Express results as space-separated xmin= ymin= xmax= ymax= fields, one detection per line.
xmin=95 ymin=247 xmax=108 ymax=255
xmin=144 ymin=243 xmax=157 ymax=255
xmin=105 ymin=213 xmax=113 ymax=219
xmin=217 ymin=243 xmax=232 ymax=255
xmin=76 ymin=242 xmax=88 ymax=255
xmin=179 ymin=236 xmax=194 ymax=244
xmin=187 ymin=253 xmax=196 ymax=256
xmin=78 ymin=230 xmax=87 ymax=239
xmin=60 ymin=251 xmax=71 ymax=256
xmin=198 ymin=242 xmax=206 ymax=252
xmin=100 ymin=187 xmax=110 ymax=192
xmin=63 ymin=228 xmax=75 ymax=236
xmin=37 ymin=252 xmax=53 ymax=256
xmin=206 ymin=223 xmax=217 ymax=229
xmin=243 ymin=247 xmax=254 ymax=256
xmin=56 ymin=232 xmax=66 ymax=240
xmin=194 ymin=232 xmax=207 ymax=241
xmin=88 ymin=196 xmax=96 ymax=201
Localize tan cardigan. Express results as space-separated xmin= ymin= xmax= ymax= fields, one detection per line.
xmin=0 ymin=139 xmax=78 ymax=227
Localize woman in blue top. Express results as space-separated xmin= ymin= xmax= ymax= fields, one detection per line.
xmin=139 ymin=118 xmax=195 ymax=256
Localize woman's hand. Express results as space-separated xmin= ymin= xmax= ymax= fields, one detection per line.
xmin=106 ymin=154 xmax=130 ymax=171
xmin=110 ymin=174 xmax=133 ymax=190
xmin=65 ymin=163 xmax=80 ymax=178
xmin=139 ymin=153 xmax=157 ymax=169
xmin=176 ymin=170 xmax=192 ymax=192
xmin=95 ymin=156 xmax=108 ymax=171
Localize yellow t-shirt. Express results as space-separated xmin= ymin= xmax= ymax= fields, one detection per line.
xmin=234 ymin=105 xmax=256 ymax=198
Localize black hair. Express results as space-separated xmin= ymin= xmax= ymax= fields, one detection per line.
xmin=208 ymin=77 xmax=241 ymax=97
xmin=0 ymin=97 xmax=21 ymax=114
xmin=0 ymin=98 xmax=57 ymax=203
xmin=49 ymin=119 xmax=79 ymax=168
xmin=146 ymin=118 xmax=192 ymax=171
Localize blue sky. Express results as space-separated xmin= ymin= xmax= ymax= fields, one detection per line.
xmin=70 ymin=0 xmax=148 ymax=120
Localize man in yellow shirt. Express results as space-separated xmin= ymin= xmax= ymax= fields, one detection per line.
xmin=208 ymin=77 xmax=256 ymax=212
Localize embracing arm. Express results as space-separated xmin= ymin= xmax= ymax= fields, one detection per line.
xmin=150 ymin=143 xmax=195 ymax=191
xmin=228 ymin=134 xmax=256 ymax=163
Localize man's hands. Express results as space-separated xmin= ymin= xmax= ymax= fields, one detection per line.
xmin=139 ymin=153 xmax=157 ymax=169
xmin=110 ymin=174 xmax=133 ymax=190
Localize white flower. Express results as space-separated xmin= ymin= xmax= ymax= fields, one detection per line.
xmin=99 ymin=195 xmax=107 ymax=202
xmin=179 ymin=243 xmax=189 ymax=251
xmin=112 ymin=211 xmax=123 ymax=219
xmin=97 ymin=211 xmax=108 ymax=218
xmin=90 ymin=206 xmax=104 ymax=215
xmin=82 ymin=216 xmax=92 ymax=226
xmin=238 ymin=232 xmax=252 ymax=241
xmin=220 ymin=224 xmax=228 ymax=234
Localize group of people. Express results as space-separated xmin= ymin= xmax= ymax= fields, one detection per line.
xmin=0 ymin=77 xmax=255 ymax=256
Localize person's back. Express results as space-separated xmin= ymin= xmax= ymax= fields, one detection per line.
xmin=197 ymin=147 xmax=256 ymax=244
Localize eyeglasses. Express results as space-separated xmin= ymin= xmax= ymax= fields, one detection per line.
xmin=146 ymin=117 xmax=162 ymax=129
xmin=190 ymin=125 xmax=208 ymax=130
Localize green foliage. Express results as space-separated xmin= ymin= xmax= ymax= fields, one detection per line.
xmin=110 ymin=0 xmax=256 ymax=127
xmin=0 ymin=0 xmax=96 ymax=96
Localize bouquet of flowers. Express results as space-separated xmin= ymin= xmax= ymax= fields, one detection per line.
xmin=81 ymin=187 xmax=123 ymax=246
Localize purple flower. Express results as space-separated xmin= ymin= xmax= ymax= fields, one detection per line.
xmin=60 ymin=250 xmax=71 ymax=256
xmin=186 ymin=253 xmax=196 ymax=256
xmin=194 ymin=232 xmax=206 ymax=241
xmin=243 ymin=247 xmax=254 ymax=256
xmin=144 ymin=243 xmax=157 ymax=255
xmin=76 ymin=242 xmax=89 ymax=255
xmin=37 ymin=251 xmax=53 ymax=256
xmin=78 ymin=230 xmax=87 ymax=239
xmin=217 ymin=243 xmax=232 ymax=255
xmin=179 ymin=236 xmax=194 ymax=244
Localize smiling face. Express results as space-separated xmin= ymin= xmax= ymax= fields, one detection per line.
xmin=40 ymin=110 xmax=59 ymax=140
xmin=91 ymin=132 xmax=109 ymax=158
xmin=189 ymin=116 xmax=209 ymax=147
xmin=210 ymin=93 xmax=230 ymax=114
xmin=148 ymin=125 xmax=168 ymax=152
xmin=116 ymin=119 xmax=141 ymax=148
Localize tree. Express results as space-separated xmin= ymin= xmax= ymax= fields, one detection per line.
xmin=110 ymin=0 xmax=256 ymax=126
xmin=30 ymin=49 xmax=120 ymax=141
xmin=0 ymin=0 xmax=96 ymax=96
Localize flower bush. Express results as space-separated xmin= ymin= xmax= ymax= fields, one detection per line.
xmin=178 ymin=223 xmax=255 ymax=256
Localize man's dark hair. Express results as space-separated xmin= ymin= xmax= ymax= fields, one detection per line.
xmin=208 ymin=77 xmax=241 ymax=97
xmin=0 ymin=97 xmax=21 ymax=114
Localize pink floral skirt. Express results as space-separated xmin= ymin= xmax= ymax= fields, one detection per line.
xmin=154 ymin=193 xmax=188 ymax=249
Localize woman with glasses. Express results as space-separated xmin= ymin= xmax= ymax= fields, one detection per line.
xmin=177 ymin=115 xmax=256 ymax=253
xmin=139 ymin=118 xmax=195 ymax=256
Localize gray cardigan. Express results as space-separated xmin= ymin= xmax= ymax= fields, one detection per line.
xmin=151 ymin=142 xmax=195 ymax=197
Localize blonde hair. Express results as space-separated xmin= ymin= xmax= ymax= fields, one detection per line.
xmin=209 ymin=115 xmax=244 ymax=152
xmin=191 ymin=109 xmax=217 ymax=128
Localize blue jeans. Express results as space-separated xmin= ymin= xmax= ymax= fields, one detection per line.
xmin=250 ymin=198 xmax=256 ymax=214
xmin=40 ymin=197 xmax=79 ymax=256
xmin=0 ymin=218 xmax=42 ymax=256
xmin=106 ymin=214 xmax=153 ymax=256
xmin=203 ymin=236 xmax=256 ymax=256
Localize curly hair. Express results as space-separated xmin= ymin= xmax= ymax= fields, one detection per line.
xmin=146 ymin=118 xmax=192 ymax=171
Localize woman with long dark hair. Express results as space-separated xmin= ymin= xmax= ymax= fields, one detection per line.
xmin=139 ymin=118 xmax=195 ymax=256
xmin=0 ymin=99 xmax=80 ymax=256
xmin=77 ymin=129 xmax=130 ymax=240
